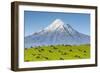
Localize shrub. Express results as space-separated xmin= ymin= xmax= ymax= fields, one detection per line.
xmin=31 ymin=46 xmax=33 ymax=48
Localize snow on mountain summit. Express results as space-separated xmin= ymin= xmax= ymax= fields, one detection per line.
xmin=44 ymin=19 xmax=64 ymax=31
xmin=44 ymin=19 xmax=75 ymax=34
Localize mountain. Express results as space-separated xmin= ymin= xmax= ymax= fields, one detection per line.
xmin=25 ymin=19 xmax=90 ymax=48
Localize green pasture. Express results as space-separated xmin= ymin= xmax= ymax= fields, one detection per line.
xmin=24 ymin=44 xmax=90 ymax=62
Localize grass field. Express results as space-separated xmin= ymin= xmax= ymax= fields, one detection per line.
xmin=24 ymin=44 xmax=90 ymax=62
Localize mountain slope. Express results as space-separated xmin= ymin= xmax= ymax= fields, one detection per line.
xmin=25 ymin=19 xmax=90 ymax=48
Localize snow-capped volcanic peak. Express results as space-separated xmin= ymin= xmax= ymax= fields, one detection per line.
xmin=25 ymin=18 xmax=90 ymax=48
xmin=45 ymin=19 xmax=64 ymax=31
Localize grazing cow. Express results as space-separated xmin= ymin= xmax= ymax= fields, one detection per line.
xmin=35 ymin=48 xmax=38 ymax=49
xmin=36 ymin=56 xmax=40 ymax=58
xmin=48 ymin=50 xmax=53 ymax=53
xmin=60 ymin=58 xmax=64 ymax=60
xmin=32 ymin=54 xmax=36 ymax=56
xmin=84 ymin=50 xmax=86 ymax=53
xmin=25 ymin=60 xmax=29 ymax=62
xmin=69 ymin=49 xmax=72 ymax=52
xmin=78 ymin=49 xmax=82 ymax=52
xmin=63 ymin=52 xmax=67 ymax=55
xmin=44 ymin=57 xmax=49 ymax=60
xmin=58 ymin=50 xmax=60 ymax=52
xmin=38 ymin=50 xmax=41 ymax=52
xmin=53 ymin=47 xmax=58 ymax=49
xmin=74 ymin=55 xmax=81 ymax=58
xmin=41 ymin=49 xmax=44 ymax=51
xmin=84 ymin=54 xmax=87 ymax=56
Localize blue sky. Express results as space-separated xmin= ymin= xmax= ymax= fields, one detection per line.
xmin=24 ymin=11 xmax=90 ymax=37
